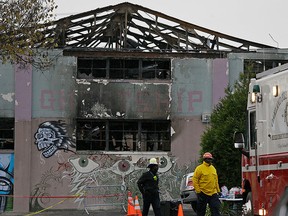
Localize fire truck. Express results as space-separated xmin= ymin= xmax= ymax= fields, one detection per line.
xmin=234 ymin=63 xmax=288 ymax=216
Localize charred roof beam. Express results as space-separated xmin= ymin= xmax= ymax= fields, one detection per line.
xmin=130 ymin=13 xmax=212 ymax=51
xmin=40 ymin=2 xmax=275 ymax=52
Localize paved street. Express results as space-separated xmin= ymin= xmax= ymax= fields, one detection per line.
xmin=1 ymin=204 xmax=196 ymax=216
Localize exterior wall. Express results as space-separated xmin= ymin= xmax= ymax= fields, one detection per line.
xmin=171 ymin=58 xmax=228 ymax=165
xmin=0 ymin=153 xmax=14 ymax=212
xmin=14 ymin=62 xmax=33 ymax=212
xmin=32 ymin=54 xmax=77 ymax=118
xmin=77 ymin=82 xmax=170 ymax=119
xmin=30 ymin=118 xmax=75 ymax=210
xmin=0 ymin=63 xmax=14 ymax=117
xmin=0 ymin=51 xmax=236 ymax=213
xmin=0 ymin=63 xmax=15 ymax=213
xmin=212 ymin=59 xmax=228 ymax=107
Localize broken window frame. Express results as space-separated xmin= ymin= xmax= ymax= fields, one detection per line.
xmin=76 ymin=120 xmax=107 ymax=151
xmin=0 ymin=118 xmax=14 ymax=150
xmin=77 ymin=58 xmax=171 ymax=80
xmin=244 ymin=59 xmax=288 ymax=74
xmin=76 ymin=119 xmax=171 ymax=152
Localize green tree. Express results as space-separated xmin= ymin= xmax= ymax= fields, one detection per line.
xmin=0 ymin=0 xmax=57 ymax=64
xmin=200 ymin=71 xmax=254 ymax=188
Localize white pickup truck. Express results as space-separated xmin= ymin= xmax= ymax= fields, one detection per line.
xmin=179 ymin=172 xmax=197 ymax=212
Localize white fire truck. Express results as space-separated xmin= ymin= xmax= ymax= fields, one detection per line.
xmin=234 ymin=63 xmax=288 ymax=215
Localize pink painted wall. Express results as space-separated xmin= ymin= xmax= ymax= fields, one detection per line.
xmin=212 ymin=59 xmax=228 ymax=106
xmin=14 ymin=63 xmax=33 ymax=212
xmin=171 ymin=117 xmax=206 ymax=166
xmin=15 ymin=64 xmax=32 ymax=121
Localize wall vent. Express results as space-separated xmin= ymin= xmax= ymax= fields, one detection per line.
xmin=201 ymin=113 xmax=211 ymax=123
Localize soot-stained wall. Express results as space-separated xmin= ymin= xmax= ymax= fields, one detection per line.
xmin=77 ymin=82 xmax=171 ymax=119
xmin=0 ymin=51 xmax=235 ymax=213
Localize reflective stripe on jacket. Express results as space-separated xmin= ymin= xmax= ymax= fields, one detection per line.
xmin=137 ymin=171 xmax=159 ymax=194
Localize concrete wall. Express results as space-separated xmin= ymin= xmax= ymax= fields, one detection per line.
xmin=0 ymin=51 xmax=236 ymax=213
xmin=77 ymin=82 xmax=170 ymax=119
xmin=0 ymin=63 xmax=14 ymax=117
xmin=170 ymin=58 xmax=228 ymax=165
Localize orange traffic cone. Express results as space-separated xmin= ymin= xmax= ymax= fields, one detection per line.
xmin=127 ymin=191 xmax=136 ymax=216
xmin=134 ymin=195 xmax=142 ymax=216
xmin=177 ymin=203 xmax=184 ymax=216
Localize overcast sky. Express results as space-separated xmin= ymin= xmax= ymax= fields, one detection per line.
xmin=54 ymin=0 xmax=288 ymax=48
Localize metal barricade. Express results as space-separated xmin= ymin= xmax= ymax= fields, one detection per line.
xmin=83 ymin=184 xmax=126 ymax=214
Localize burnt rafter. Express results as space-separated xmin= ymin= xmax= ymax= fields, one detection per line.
xmin=44 ymin=2 xmax=275 ymax=52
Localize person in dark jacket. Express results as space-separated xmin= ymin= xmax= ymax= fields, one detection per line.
xmin=137 ymin=158 xmax=161 ymax=216
xmin=242 ymin=179 xmax=251 ymax=205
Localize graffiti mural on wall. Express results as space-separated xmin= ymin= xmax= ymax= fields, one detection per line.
xmin=67 ymin=155 xmax=191 ymax=206
xmin=0 ymin=154 xmax=14 ymax=213
xmin=30 ymin=153 xmax=196 ymax=211
xmin=30 ymin=166 xmax=67 ymax=211
xmin=34 ymin=121 xmax=75 ymax=158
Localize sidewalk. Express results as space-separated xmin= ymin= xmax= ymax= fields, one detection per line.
xmin=1 ymin=209 xmax=125 ymax=216
xmin=1 ymin=207 xmax=196 ymax=216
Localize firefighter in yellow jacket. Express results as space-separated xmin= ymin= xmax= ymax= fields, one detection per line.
xmin=192 ymin=152 xmax=221 ymax=216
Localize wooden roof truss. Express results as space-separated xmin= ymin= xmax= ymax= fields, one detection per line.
xmin=44 ymin=2 xmax=274 ymax=53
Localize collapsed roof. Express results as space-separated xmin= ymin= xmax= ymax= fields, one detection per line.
xmin=45 ymin=2 xmax=275 ymax=53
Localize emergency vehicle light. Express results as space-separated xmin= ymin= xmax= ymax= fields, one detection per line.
xmin=251 ymin=93 xmax=256 ymax=103
xmin=259 ymin=208 xmax=267 ymax=215
xmin=251 ymin=92 xmax=262 ymax=103
xmin=273 ymin=85 xmax=279 ymax=97
xmin=251 ymin=92 xmax=256 ymax=103
xmin=251 ymin=84 xmax=262 ymax=103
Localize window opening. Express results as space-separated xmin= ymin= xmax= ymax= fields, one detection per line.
xmin=77 ymin=58 xmax=171 ymax=80
xmin=0 ymin=118 xmax=14 ymax=150
xmin=77 ymin=120 xmax=106 ymax=150
xmin=249 ymin=111 xmax=256 ymax=149
xmin=244 ymin=59 xmax=288 ymax=75
xmin=142 ymin=60 xmax=170 ymax=79
xmin=76 ymin=119 xmax=170 ymax=151
xmin=110 ymin=59 xmax=139 ymax=79
xmin=77 ymin=58 xmax=107 ymax=79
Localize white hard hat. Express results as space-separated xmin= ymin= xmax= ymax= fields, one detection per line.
xmin=147 ymin=158 xmax=158 ymax=167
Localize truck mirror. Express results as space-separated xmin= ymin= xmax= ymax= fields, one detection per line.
xmin=233 ymin=132 xmax=245 ymax=149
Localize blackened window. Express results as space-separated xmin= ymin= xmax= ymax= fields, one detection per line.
xmin=77 ymin=58 xmax=171 ymax=80
xmin=109 ymin=121 xmax=138 ymax=151
xmin=110 ymin=59 xmax=139 ymax=79
xmin=78 ymin=59 xmax=107 ymax=79
xmin=76 ymin=120 xmax=106 ymax=150
xmin=142 ymin=60 xmax=170 ymax=79
xmin=141 ymin=121 xmax=170 ymax=151
xmin=76 ymin=119 xmax=170 ymax=151
xmin=0 ymin=118 xmax=14 ymax=150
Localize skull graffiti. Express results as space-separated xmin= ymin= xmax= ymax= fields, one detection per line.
xmin=34 ymin=121 xmax=75 ymax=158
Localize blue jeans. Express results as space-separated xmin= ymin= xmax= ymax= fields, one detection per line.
xmin=196 ymin=192 xmax=221 ymax=216
xmin=142 ymin=192 xmax=161 ymax=216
